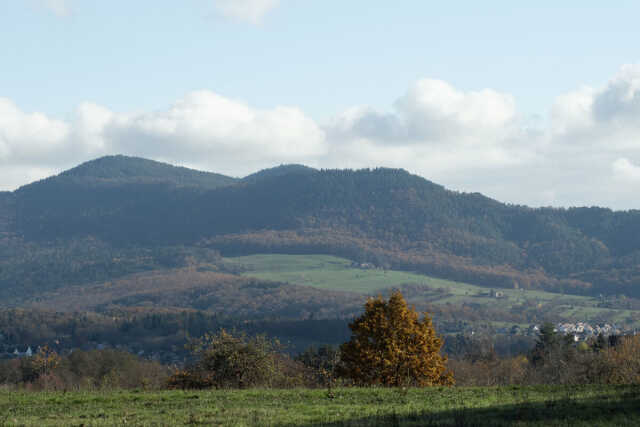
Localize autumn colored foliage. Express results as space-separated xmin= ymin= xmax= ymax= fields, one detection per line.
xmin=339 ymin=291 xmax=454 ymax=386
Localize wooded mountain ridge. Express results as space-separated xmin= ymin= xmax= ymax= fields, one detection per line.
xmin=2 ymin=155 xmax=640 ymax=301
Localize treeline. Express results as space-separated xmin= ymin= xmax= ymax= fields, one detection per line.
xmin=450 ymin=325 xmax=640 ymax=386
xmin=2 ymin=326 xmax=639 ymax=391
xmin=0 ymin=308 xmax=352 ymax=360
xmin=0 ymin=286 xmax=557 ymax=354
xmin=0 ymin=304 xmax=539 ymax=366
xmin=0 ymin=348 xmax=170 ymax=391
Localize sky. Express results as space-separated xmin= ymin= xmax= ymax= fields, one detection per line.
xmin=2 ymin=1 xmax=640 ymax=210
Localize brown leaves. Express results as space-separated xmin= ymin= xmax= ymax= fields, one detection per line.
xmin=339 ymin=291 xmax=454 ymax=386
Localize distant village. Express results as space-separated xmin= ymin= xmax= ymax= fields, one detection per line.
xmin=493 ymin=322 xmax=626 ymax=342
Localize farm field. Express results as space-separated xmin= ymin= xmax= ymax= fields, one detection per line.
xmin=0 ymin=385 xmax=638 ymax=426
xmin=227 ymin=254 xmax=640 ymax=328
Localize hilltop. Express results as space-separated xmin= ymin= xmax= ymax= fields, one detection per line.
xmin=21 ymin=155 xmax=238 ymax=190
xmin=2 ymin=155 xmax=640 ymax=308
xmin=242 ymin=164 xmax=317 ymax=182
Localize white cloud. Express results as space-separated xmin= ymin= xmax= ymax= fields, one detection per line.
xmin=0 ymin=91 xmax=325 ymax=187
xmin=38 ymin=0 xmax=73 ymax=17
xmin=37 ymin=0 xmax=279 ymax=22
xmin=323 ymin=66 xmax=640 ymax=209
xmin=395 ymin=79 xmax=517 ymax=141
xmin=324 ymin=78 xmax=530 ymax=189
xmin=327 ymin=106 xmax=407 ymax=142
xmin=613 ymin=158 xmax=640 ymax=182
xmin=550 ymin=86 xmax=596 ymax=135
xmin=551 ymin=65 xmax=640 ymax=147
xmin=105 ymin=91 xmax=326 ymax=170
xmin=329 ymin=79 xmax=518 ymax=146
xmin=0 ymin=98 xmax=70 ymax=165
xmin=212 ymin=0 xmax=280 ymax=24
xmin=4 ymin=65 xmax=640 ymax=210
xmin=593 ymin=64 xmax=640 ymax=122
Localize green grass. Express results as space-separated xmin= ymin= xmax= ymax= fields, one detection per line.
xmin=225 ymin=254 xmax=640 ymax=328
xmin=0 ymin=385 xmax=638 ymax=426
xmin=227 ymin=254 xmax=443 ymax=294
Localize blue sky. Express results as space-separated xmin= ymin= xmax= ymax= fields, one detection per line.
xmin=2 ymin=1 xmax=640 ymax=209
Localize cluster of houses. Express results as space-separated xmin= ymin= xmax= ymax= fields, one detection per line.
xmin=13 ymin=346 xmax=34 ymax=357
xmin=492 ymin=322 xmax=627 ymax=341
xmin=555 ymin=322 xmax=622 ymax=342
xmin=0 ymin=346 xmax=34 ymax=358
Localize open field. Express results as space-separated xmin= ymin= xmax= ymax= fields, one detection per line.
xmin=227 ymin=254 xmax=640 ymax=328
xmin=0 ymin=385 xmax=638 ymax=426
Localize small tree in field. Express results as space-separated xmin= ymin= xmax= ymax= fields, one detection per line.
xmin=339 ymin=291 xmax=453 ymax=386
xmin=167 ymin=330 xmax=292 ymax=389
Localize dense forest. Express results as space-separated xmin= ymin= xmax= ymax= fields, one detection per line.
xmin=0 ymin=307 xmax=353 ymax=361
xmin=2 ymin=155 xmax=640 ymax=301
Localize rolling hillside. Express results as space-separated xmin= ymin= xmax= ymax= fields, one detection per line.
xmin=3 ymin=155 xmax=640 ymax=306
xmin=37 ymin=155 xmax=238 ymax=189
xmin=229 ymin=254 xmax=640 ymax=328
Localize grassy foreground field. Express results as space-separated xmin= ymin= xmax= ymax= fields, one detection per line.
xmin=1 ymin=385 xmax=638 ymax=426
xmin=227 ymin=254 xmax=640 ymax=327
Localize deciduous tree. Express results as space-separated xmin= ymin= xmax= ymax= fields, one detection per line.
xmin=339 ymin=291 xmax=453 ymax=386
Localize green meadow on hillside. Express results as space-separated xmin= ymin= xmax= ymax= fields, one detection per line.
xmin=1 ymin=385 xmax=638 ymax=426
xmin=226 ymin=254 xmax=640 ymax=328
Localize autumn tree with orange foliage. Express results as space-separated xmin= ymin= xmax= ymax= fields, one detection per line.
xmin=339 ymin=291 xmax=453 ymax=386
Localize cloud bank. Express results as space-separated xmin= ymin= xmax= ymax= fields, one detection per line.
xmin=3 ymin=65 xmax=640 ymax=210
xmin=212 ymin=0 xmax=280 ymax=24
xmin=0 ymin=92 xmax=324 ymax=187
xmin=38 ymin=0 xmax=73 ymax=17
xmin=37 ymin=0 xmax=279 ymax=23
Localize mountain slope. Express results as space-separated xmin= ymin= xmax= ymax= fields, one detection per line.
xmin=24 ymin=155 xmax=238 ymax=190
xmin=0 ymin=192 xmax=14 ymax=234
xmin=4 ymin=155 xmax=640 ymax=299
xmin=242 ymin=164 xmax=317 ymax=183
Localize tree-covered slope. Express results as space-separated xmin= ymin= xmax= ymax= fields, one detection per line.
xmin=22 ymin=155 xmax=238 ymax=190
xmin=5 ymin=155 xmax=640 ymax=298
xmin=0 ymin=192 xmax=14 ymax=234
xmin=241 ymin=164 xmax=317 ymax=183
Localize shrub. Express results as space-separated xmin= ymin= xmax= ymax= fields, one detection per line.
xmin=168 ymin=330 xmax=305 ymax=389
xmin=598 ymin=335 xmax=640 ymax=384
xmin=449 ymin=355 xmax=529 ymax=386
xmin=296 ymin=344 xmax=341 ymax=388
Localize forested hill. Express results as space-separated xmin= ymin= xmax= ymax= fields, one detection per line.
xmin=23 ymin=155 xmax=238 ymax=190
xmin=5 ymin=155 xmax=640 ymax=298
xmin=241 ymin=164 xmax=317 ymax=183
xmin=0 ymin=192 xmax=14 ymax=234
